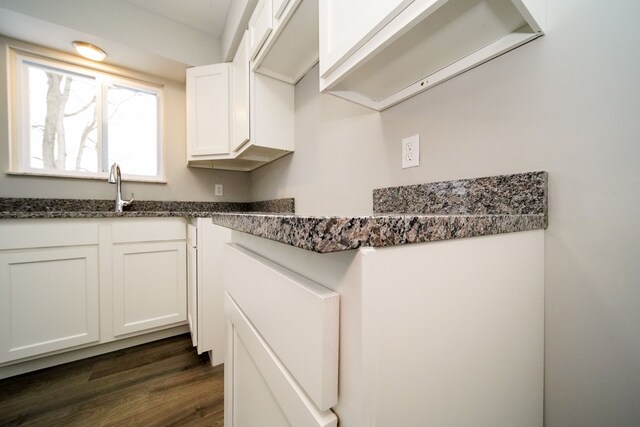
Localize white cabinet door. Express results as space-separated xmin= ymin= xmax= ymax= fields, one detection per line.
xmin=224 ymin=243 xmax=339 ymax=411
xmin=319 ymin=0 xmax=413 ymax=77
xmin=230 ymin=326 xmax=291 ymax=427
xmin=186 ymin=63 xmax=231 ymax=157
xmin=225 ymin=293 xmax=337 ymax=427
xmin=196 ymin=221 xmax=231 ymax=363
xmin=247 ymin=72 xmax=294 ymax=153
xmin=0 ymin=247 xmax=99 ymax=363
xmin=231 ymin=31 xmax=250 ymax=152
xmin=112 ymin=241 xmax=187 ymax=336
xmin=272 ymin=0 xmax=290 ymax=19
xmin=187 ymin=238 xmax=198 ymax=347
xmin=248 ymin=0 xmax=273 ymax=59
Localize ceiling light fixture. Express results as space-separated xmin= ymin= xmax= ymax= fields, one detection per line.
xmin=72 ymin=41 xmax=107 ymax=61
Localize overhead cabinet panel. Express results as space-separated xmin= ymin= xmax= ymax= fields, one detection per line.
xmin=319 ymin=0 xmax=545 ymax=111
xmin=253 ymin=0 xmax=319 ymax=85
xmin=186 ymin=64 xmax=231 ymax=157
xmin=319 ymin=0 xmax=414 ymax=77
xmin=249 ymin=0 xmax=273 ymax=59
xmin=232 ymin=31 xmax=251 ymax=152
xmin=272 ymin=0 xmax=291 ymax=19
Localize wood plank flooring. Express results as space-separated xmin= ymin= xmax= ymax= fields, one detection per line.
xmin=0 ymin=334 xmax=224 ymax=426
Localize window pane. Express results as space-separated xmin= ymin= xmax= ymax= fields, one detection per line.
xmin=27 ymin=63 xmax=98 ymax=173
xmin=107 ymin=86 xmax=158 ymax=177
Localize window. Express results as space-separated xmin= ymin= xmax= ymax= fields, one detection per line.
xmin=10 ymin=50 xmax=163 ymax=181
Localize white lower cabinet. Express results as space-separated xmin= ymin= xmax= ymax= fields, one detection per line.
xmin=224 ymin=229 xmax=545 ymax=427
xmin=186 ymin=220 xmax=231 ymax=366
xmin=0 ymin=218 xmax=188 ymax=374
xmin=0 ymin=246 xmax=99 ymax=364
xmin=230 ymin=326 xmax=291 ymax=426
xmin=223 ymin=243 xmax=339 ymax=427
xmin=112 ymin=241 xmax=186 ymax=336
xmin=187 ymin=225 xmax=198 ymax=347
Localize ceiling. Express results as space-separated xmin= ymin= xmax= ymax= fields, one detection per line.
xmin=119 ymin=0 xmax=232 ymax=38
xmin=0 ymin=0 xmax=237 ymax=82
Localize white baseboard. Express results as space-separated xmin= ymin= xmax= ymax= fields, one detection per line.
xmin=0 ymin=325 xmax=190 ymax=380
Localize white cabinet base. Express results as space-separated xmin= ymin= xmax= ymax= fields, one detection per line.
xmin=0 ymin=247 xmax=100 ymax=364
xmin=112 ymin=241 xmax=187 ymax=336
xmin=228 ymin=230 xmax=544 ymax=426
xmin=225 ymin=293 xmax=338 ymax=427
xmin=0 ymin=218 xmax=189 ymax=377
xmin=188 ymin=221 xmax=231 ymax=366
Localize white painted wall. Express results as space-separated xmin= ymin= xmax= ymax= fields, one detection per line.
xmin=0 ymin=38 xmax=250 ymax=202
xmin=0 ymin=0 xmax=222 ymax=66
xmin=251 ymin=1 xmax=640 ymax=425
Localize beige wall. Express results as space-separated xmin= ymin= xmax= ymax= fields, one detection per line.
xmin=251 ymin=1 xmax=640 ymax=425
xmin=0 ymin=38 xmax=250 ymax=202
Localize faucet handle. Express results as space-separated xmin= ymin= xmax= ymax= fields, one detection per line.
xmin=123 ymin=193 xmax=134 ymax=207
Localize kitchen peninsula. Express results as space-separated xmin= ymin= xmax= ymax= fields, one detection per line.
xmin=218 ymin=171 xmax=547 ymax=426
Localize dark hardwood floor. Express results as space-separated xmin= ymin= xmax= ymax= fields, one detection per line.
xmin=0 ymin=334 xmax=224 ymax=426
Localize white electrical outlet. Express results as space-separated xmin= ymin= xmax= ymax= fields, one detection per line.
xmin=214 ymin=184 xmax=224 ymax=196
xmin=402 ymin=134 xmax=420 ymax=169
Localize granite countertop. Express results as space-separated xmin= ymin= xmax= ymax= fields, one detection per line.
xmin=0 ymin=199 xmax=295 ymax=219
xmin=0 ymin=172 xmax=547 ymax=254
xmin=210 ymin=171 xmax=548 ymax=253
xmin=210 ymin=212 xmax=546 ymax=253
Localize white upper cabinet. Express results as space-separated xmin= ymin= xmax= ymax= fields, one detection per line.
xmin=248 ymin=0 xmax=273 ymax=59
xmin=232 ymin=31 xmax=251 ymax=152
xmin=319 ymin=0 xmax=413 ymax=78
xmin=186 ymin=0 xmax=308 ymax=171
xmin=186 ymin=63 xmax=231 ymax=158
xmin=272 ymin=0 xmax=291 ymax=19
xmin=237 ymin=72 xmax=294 ymax=163
xmin=252 ymin=0 xmax=319 ymax=85
xmin=319 ymin=0 xmax=546 ymax=111
xmin=186 ymin=63 xmax=294 ymax=171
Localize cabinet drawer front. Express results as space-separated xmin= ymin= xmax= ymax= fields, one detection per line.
xmin=0 ymin=220 xmax=99 ymax=250
xmin=226 ymin=293 xmax=337 ymax=427
xmin=223 ymin=243 xmax=339 ymax=411
xmin=0 ymin=247 xmax=100 ymax=363
xmin=111 ymin=219 xmax=186 ymax=243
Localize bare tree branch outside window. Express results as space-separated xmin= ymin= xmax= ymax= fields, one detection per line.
xmin=22 ymin=56 xmax=160 ymax=179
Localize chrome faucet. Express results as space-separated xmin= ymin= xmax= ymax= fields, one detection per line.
xmin=108 ymin=163 xmax=133 ymax=213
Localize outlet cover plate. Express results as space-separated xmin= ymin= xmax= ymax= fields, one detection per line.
xmin=215 ymin=184 xmax=224 ymax=196
xmin=402 ymin=134 xmax=420 ymax=169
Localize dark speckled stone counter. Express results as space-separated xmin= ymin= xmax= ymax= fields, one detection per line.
xmin=373 ymin=171 xmax=547 ymax=215
xmin=210 ymin=172 xmax=548 ymax=253
xmin=0 ymin=198 xmax=295 ymax=219
xmin=210 ymin=212 xmax=545 ymax=253
xmin=1 ymin=172 xmax=547 ymax=253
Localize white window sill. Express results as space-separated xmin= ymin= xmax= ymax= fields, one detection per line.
xmin=5 ymin=170 xmax=167 ymax=184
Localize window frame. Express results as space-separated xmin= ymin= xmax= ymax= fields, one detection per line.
xmin=8 ymin=48 xmax=165 ymax=183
